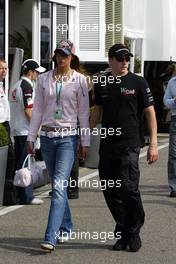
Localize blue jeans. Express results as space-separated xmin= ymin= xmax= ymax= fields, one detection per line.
xmin=40 ymin=135 xmax=77 ymax=246
xmin=168 ymin=117 xmax=176 ymax=192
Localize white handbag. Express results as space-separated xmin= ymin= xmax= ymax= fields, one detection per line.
xmin=31 ymin=157 xmax=44 ymax=186
xmin=13 ymin=154 xmax=43 ymax=187
xmin=13 ymin=154 xmax=32 ymax=187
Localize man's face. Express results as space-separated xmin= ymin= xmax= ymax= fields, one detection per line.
xmin=0 ymin=61 xmax=8 ymax=81
xmin=109 ymin=56 xmax=130 ymax=76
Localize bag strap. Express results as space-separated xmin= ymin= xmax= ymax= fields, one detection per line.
xmin=21 ymin=154 xmax=31 ymax=169
xmin=29 ymin=156 xmax=37 ymax=185
xmin=31 ymin=155 xmax=36 ymax=164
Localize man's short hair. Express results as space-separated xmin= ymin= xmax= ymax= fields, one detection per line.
xmin=0 ymin=58 xmax=7 ymax=64
xmin=108 ymin=43 xmax=133 ymax=59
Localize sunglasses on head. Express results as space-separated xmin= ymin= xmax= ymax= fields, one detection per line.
xmin=116 ymin=56 xmax=130 ymax=62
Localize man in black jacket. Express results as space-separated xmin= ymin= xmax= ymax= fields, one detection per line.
xmin=90 ymin=44 xmax=158 ymax=252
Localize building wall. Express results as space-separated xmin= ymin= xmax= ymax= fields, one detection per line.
xmin=144 ymin=0 xmax=176 ymax=61
xmin=9 ymin=0 xmax=32 ymax=35
xmin=77 ymin=0 xmax=106 ymax=62
xmin=123 ymin=0 xmax=145 ymax=39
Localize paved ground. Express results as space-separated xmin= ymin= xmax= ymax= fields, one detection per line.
xmin=0 ymin=138 xmax=176 ymax=264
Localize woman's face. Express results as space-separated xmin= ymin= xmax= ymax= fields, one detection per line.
xmin=55 ymin=52 xmax=72 ymax=68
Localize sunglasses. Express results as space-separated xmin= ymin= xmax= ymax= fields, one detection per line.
xmin=116 ymin=57 xmax=130 ymax=62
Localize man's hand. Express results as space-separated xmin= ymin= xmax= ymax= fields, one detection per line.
xmin=27 ymin=141 xmax=35 ymax=155
xmin=144 ymin=106 xmax=158 ymax=164
xmin=147 ymin=145 xmax=158 ymax=164
xmin=90 ymin=105 xmax=102 ymax=129
xmin=78 ymin=145 xmax=89 ymax=160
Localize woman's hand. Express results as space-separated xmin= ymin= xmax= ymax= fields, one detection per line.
xmin=27 ymin=141 xmax=35 ymax=155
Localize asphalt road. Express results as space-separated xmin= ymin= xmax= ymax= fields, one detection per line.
xmin=0 ymin=139 xmax=176 ymax=264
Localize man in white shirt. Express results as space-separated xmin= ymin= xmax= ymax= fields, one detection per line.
xmin=0 ymin=59 xmax=10 ymax=123
xmin=0 ymin=58 xmax=17 ymax=205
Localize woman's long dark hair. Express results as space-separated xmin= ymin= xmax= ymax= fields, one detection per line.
xmin=52 ymin=52 xmax=88 ymax=75
xmin=70 ymin=54 xmax=87 ymax=75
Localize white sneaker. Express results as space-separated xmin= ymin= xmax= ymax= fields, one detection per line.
xmin=29 ymin=198 xmax=43 ymax=205
xmin=40 ymin=243 xmax=54 ymax=252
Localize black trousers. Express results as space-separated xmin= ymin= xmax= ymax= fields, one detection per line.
xmin=99 ymin=141 xmax=145 ymax=238
xmin=2 ymin=122 xmax=16 ymax=205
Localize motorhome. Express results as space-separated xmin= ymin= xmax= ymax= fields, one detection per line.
xmin=1 ymin=0 xmax=176 ymax=131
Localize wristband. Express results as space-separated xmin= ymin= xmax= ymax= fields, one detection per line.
xmin=149 ymin=143 xmax=157 ymax=148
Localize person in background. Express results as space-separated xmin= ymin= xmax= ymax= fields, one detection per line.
xmin=163 ymin=73 xmax=176 ymax=197
xmin=90 ymin=43 xmax=158 ymax=252
xmin=160 ymin=63 xmax=176 ymax=92
xmin=10 ymin=59 xmax=45 ymax=205
xmin=0 ymin=58 xmax=16 ymax=205
xmin=27 ymin=40 xmax=90 ymax=251
xmin=0 ymin=59 xmax=10 ymax=139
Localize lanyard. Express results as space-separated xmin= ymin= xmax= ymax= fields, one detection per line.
xmin=56 ymin=81 xmax=62 ymax=107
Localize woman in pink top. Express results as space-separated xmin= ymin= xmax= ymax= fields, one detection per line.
xmin=27 ymin=40 xmax=90 ymax=251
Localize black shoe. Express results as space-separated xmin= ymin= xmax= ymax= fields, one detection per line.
xmin=129 ymin=234 xmax=141 ymax=252
xmin=113 ymin=236 xmax=129 ymax=251
xmin=79 ymin=159 xmax=85 ymax=167
xmin=68 ymin=192 xmax=79 ymax=199
xmin=49 ymin=191 xmax=52 ymax=196
xmin=170 ymin=191 xmax=176 ymax=197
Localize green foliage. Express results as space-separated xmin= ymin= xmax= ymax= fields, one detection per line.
xmin=124 ymin=38 xmax=130 ymax=50
xmin=134 ymin=56 xmax=141 ymax=73
xmin=9 ymin=26 xmax=32 ymax=60
xmin=0 ymin=124 xmax=9 ymax=147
